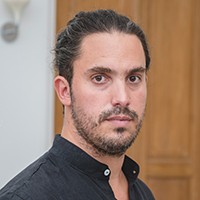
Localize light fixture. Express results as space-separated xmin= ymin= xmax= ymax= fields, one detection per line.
xmin=1 ymin=0 xmax=30 ymax=42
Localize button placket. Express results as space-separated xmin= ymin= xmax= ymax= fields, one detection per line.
xmin=133 ymin=170 xmax=137 ymax=174
xmin=104 ymin=169 xmax=110 ymax=176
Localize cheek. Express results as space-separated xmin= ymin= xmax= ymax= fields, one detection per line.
xmin=131 ymin=88 xmax=147 ymax=113
xmin=139 ymin=87 xmax=147 ymax=103
xmin=72 ymin=86 xmax=106 ymax=114
xmin=139 ymin=91 xmax=147 ymax=111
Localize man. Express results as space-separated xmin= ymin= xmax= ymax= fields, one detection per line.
xmin=0 ymin=10 xmax=155 ymax=200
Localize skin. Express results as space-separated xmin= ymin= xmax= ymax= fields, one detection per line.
xmin=54 ymin=31 xmax=147 ymax=200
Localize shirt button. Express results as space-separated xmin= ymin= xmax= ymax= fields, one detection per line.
xmin=133 ymin=170 xmax=137 ymax=174
xmin=104 ymin=169 xmax=110 ymax=176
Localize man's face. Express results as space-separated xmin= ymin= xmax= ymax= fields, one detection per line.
xmin=70 ymin=31 xmax=147 ymax=157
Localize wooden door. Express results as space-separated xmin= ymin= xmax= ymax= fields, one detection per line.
xmin=139 ymin=0 xmax=200 ymax=199
xmin=55 ymin=1 xmax=200 ymax=199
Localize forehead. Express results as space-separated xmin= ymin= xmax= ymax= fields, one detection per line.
xmin=74 ymin=31 xmax=146 ymax=71
xmin=80 ymin=31 xmax=143 ymax=51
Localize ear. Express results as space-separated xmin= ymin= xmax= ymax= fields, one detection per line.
xmin=54 ymin=76 xmax=71 ymax=106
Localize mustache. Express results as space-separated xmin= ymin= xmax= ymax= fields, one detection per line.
xmin=98 ymin=106 xmax=139 ymax=124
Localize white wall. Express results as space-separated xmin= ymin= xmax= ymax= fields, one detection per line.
xmin=0 ymin=0 xmax=56 ymax=188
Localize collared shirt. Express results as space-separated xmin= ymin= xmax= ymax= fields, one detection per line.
xmin=0 ymin=135 xmax=155 ymax=200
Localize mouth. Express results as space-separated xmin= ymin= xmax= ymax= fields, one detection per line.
xmin=106 ymin=115 xmax=132 ymax=121
xmin=105 ymin=115 xmax=133 ymax=126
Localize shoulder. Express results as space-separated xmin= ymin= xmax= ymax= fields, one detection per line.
xmin=0 ymin=152 xmax=53 ymax=200
xmin=0 ymin=188 xmax=31 ymax=200
xmin=134 ymin=179 xmax=155 ymax=200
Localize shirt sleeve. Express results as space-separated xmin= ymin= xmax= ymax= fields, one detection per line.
xmin=0 ymin=193 xmax=27 ymax=200
xmin=0 ymin=188 xmax=32 ymax=200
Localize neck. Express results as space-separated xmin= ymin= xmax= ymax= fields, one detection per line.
xmin=61 ymin=130 xmax=129 ymax=199
xmin=91 ymin=152 xmax=129 ymax=200
xmin=61 ymin=113 xmax=129 ymax=199
xmin=62 ymin=126 xmax=125 ymax=174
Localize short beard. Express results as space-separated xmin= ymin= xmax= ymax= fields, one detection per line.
xmin=71 ymin=94 xmax=144 ymax=157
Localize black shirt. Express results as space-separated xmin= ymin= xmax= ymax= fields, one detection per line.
xmin=0 ymin=135 xmax=155 ymax=200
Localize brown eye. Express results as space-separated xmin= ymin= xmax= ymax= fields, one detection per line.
xmin=94 ymin=75 xmax=103 ymax=82
xmin=128 ymin=75 xmax=141 ymax=83
xmin=92 ymin=75 xmax=107 ymax=84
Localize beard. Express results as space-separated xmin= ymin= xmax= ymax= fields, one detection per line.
xmin=71 ymin=94 xmax=145 ymax=157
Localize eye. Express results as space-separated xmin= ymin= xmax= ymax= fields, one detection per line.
xmin=92 ymin=74 xmax=108 ymax=84
xmin=128 ymin=75 xmax=141 ymax=84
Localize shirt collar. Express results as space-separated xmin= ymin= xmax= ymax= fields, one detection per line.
xmin=50 ymin=135 xmax=139 ymax=182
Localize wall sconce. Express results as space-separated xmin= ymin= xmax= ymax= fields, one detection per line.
xmin=1 ymin=0 xmax=30 ymax=42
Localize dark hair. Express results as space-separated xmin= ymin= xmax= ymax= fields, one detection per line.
xmin=54 ymin=9 xmax=150 ymax=86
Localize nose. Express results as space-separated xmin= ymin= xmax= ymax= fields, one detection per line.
xmin=111 ymin=81 xmax=130 ymax=107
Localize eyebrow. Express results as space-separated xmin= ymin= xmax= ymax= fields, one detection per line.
xmin=127 ymin=66 xmax=147 ymax=74
xmin=85 ymin=66 xmax=146 ymax=76
xmin=85 ymin=66 xmax=112 ymax=75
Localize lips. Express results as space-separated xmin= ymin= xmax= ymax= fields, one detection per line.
xmin=105 ymin=115 xmax=133 ymax=127
xmin=106 ymin=115 xmax=132 ymax=121
xmin=98 ymin=107 xmax=138 ymax=125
